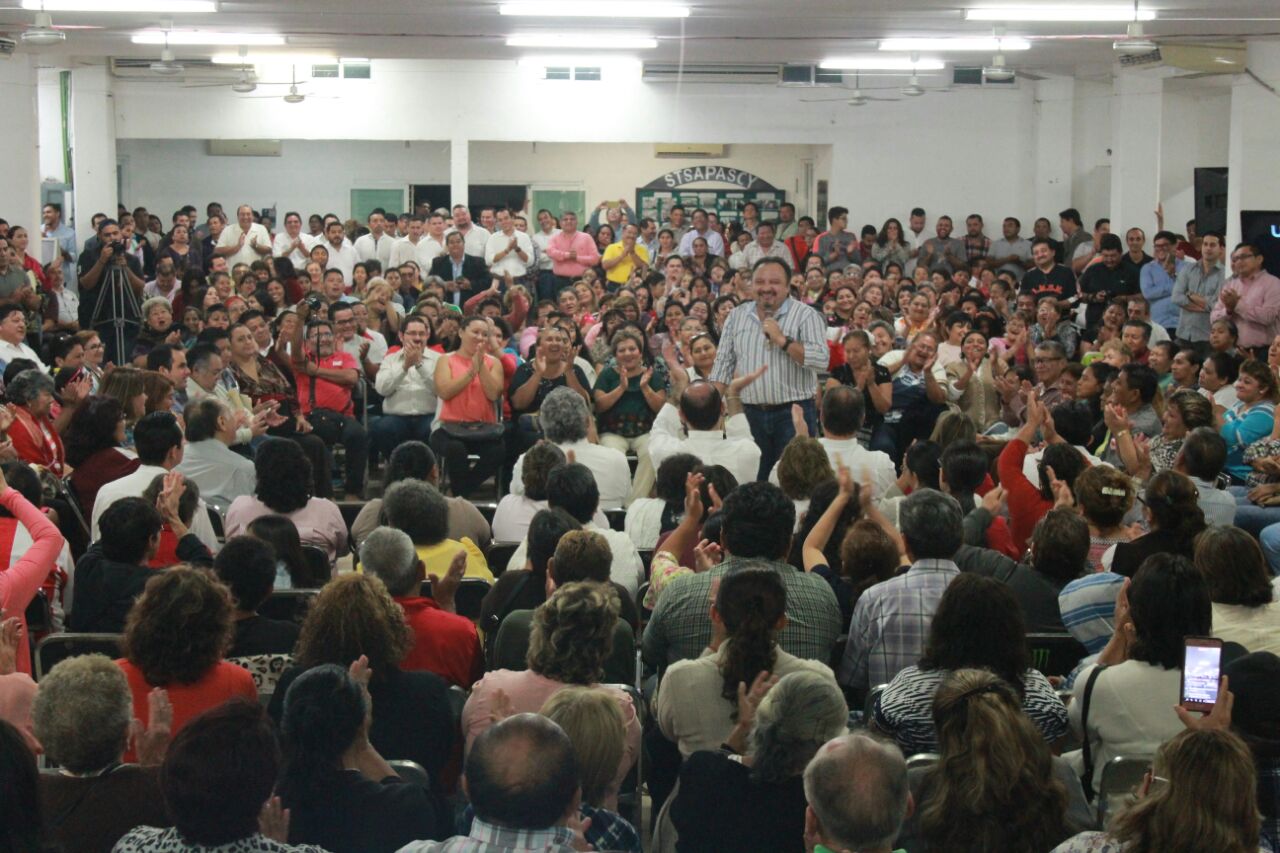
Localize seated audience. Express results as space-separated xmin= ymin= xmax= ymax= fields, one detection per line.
xmin=1074 ymin=464 xmax=1136 ymax=573
xmin=591 ymin=326 xmax=666 ymax=502
xmin=668 ymin=670 xmax=848 ymax=853
xmin=214 ymin=536 xmax=300 ymax=658
xmin=268 ymin=574 xmax=455 ymax=786
xmin=397 ymin=714 xmax=587 ymax=853
xmin=116 ymin=567 xmax=258 ymax=761
xmin=33 ymin=654 xmax=171 ymax=853
xmin=6 ymin=369 xmax=63 ymax=474
xmin=114 ymin=700 xmax=323 ymax=853
xmin=381 ymin=478 xmax=492 ymax=581
xmin=491 ymin=440 xmax=603 ymax=543
xmin=1051 ymin=729 xmax=1263 ymax=853
xmin=360 ymin=526 xmax=483 ymax=688
xmin=225 ymin=437 xmax=348 ymax=564
xmin=370 ymin=314 xmax=439 ymax=465
xmin=625 ymin=452 xmax=700 ymax=550
xmin=899 ymin=668 xmax=1092 ymax=853
xmin=277 ymin=663 xmax=447 ymax=852
xmin=429 ymin=315 xmax=505 ymax=498
xmin=174 ymin=397 xmax=257 ymax=501
xmin=479 ymin=507 xmax=577 ymax=640
xmin=1001 ymin=507 xmax=1091 ymax=632
xmin=510 ymin=386 xmax=632 ymax=510
xmin=646 ymin=480 xmax=842 ymax=669
xmin=657 ymin=566 xmax=837 ymax=758
xmin=246 ymin=514 xmax=329 ymax=590
xmin=1110 ymin=470 xmax=1206 ymax=576
xmin=648 ymin=367 xmax=763 ymax=488
xmin=774 ymin=434 xmax=834 ymax=526
xmin=802 ymin=732 xmax=913 ymax=853
xmin=462 ymin=582 xmax=640 ymax=804
xmin=350 ymin=440 xmax=490 ymax=550
xmin=840 ymin=488 xmax=965 ymax=692
xmin=997 ymin=391 xmax=1090 ymax=551
xmin=1173 ymin=426 xmax=1235 ymax=525
xmin=64 ymin=395 xmax=140 ymax=518
xmin=502 ymin=462 xmax=643 ymax=594
xmin=1193 ymin=526 xmax=1280 ymax=655
xmin=873 ymin=574 xmax=1068 ymax=755
xmin=1069 ymin=554 xmax=1213 ymax=778
xmin=772 ymin=384 xmax=897 ymax=498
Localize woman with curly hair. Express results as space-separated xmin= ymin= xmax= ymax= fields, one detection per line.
xmin=267 ymin=573 xmax=455 ymax=785
xmin=461 ymin=581 xmax=640 ymax=806
xmin=115 ymin=566 xmax=257 ymax=762
xmin=1073 ymin=464 xmax=1137 ymax=573
xmin=872 ymin=574 xmax=1068 ymax=757
xmin=656 ymin=568 xmax=837 ymax=758
xmin=65 ymin=395 xmax=140 ymax=518
xmin=1052 ymin=728 xmax=1262 ymax=853
xmin=772 ymin=435 xmax=835 ymax=524
xmin=225 ymin=437 xmax=347 ymax=564
xmin=899 ymin=668 xmax=1090 ymax=853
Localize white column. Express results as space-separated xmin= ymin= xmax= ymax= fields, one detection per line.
xmin=1033 ymin=77 xmax=1074 ymax=222
xmin=1226 ymin=40 xmax=1280 ymax=248
xmin=70 ymin=65 xmax=118 ymax=245
xmin=0 ymin=55 xmax=43 ymax=235
xmin=449 ymin=136 xmax=469 ymax=207
xmin=1108 ymin=70 xmax=1164 ymax=233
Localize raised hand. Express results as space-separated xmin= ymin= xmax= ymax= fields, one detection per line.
xmin=0 ymin=615 xmax=20 ymax=676
xmin=791 ymin=403 xmax=809 ymax=438
xmin=836 ymin=462 xmax=854 ymax=498
xmin=736 ymin=670 xmax=780 ymax=733
xmin=1045 ymin=465 xmax=1073 ymax=509
xmin=729 ymin=364 xmax=768 ymax=395
xmin=534 ymin=355 xmax=548 ymax=376
xmin=135 ymin=687 xmax=173 ymax=766
xmin=427 ymin=549 xmax=468 ymax=614
xmin=258 ymin=797 xmax=291 ymax=844
xmin=156 ymin=470 xmax=187 ymax=524
xmin=693 ymin=538 xmax=723 ymax=573
xmin=1175 ymin=676 xmax=1233 ymax=731
xmin=684 ymin=471 xmax=706 ymax=520
xmin=1103 ymin=402 xmax=1132 ymax=434
xmin=981 ymin=484 xmax=1007 ymax=515
xmin=348 ymin=654 xmax=373 ymax=691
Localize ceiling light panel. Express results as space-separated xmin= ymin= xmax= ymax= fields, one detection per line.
xmin=880 ymin=37 xmax=1031 ymax=51
xmin=132 ymin=31 xmax=286 ymax=45
xmin=21 ymin=0 xmax=216 ymax=10
xmin=965 ymin=5 xmax=1155 ymax=20
xmin=500 ymin=2 xmax=689 ymax=17
xmin=506 ymin=34 xmax=658 ymax=48
xmin=820 ymin=57 xmax=947 ymax=70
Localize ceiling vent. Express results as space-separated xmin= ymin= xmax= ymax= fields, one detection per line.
xmin=643 ymin=63 xmax=779 ymax=84
xmin=653 ymin=143 xmax=727 ymax=158
xmin=779 ymin=65 xmax=847 ymax=86
xmin=110 ymin=56 xmax=237 ymax=80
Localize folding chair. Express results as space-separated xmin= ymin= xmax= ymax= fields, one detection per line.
xmin=1027 ymin=633 xmax=1088 ymax=679
xmin=389 ymin=759 xmax=431 ymax=789
xmin=33 ymin=633 xmax=123 ymax=681
xmin=421 ymin=577 xmax=492 ymax=621
xmin=258 ymin=589 xmax=318 ymax=625
xmin=905 ymin=752 xmax=940 ymax=770
xmin=485 ymin=541 xmax=522 ymax=575
xmin=1097 ymin=754 xmax=1154 ymax=827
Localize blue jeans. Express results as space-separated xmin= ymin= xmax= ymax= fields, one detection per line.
xmin=744 ymin=398 xmax=818 ymax=482
xmin=369 ymin=413 xmax=436 ymax=465
xmin=1229 ymin=486 xmax=1280 ymax=575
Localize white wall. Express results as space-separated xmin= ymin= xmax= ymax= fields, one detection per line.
xmin=1159 ymin=84 xmax=1230 ymax=234
xmin=37 ymin=68 xmax=65 ymax=185
xmin=0 ymin=55 xmax=42 ymax=232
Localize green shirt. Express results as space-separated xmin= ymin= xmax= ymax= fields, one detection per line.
xmin=592 ymin=365 xmax=665 ymax=437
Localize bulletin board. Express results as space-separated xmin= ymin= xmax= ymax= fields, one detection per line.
xmin=531 ymin=189 xmax=587 ymax=223
xmin=635 ymin=188 xmax=786 ymax=225
xmin=350 ymin=188 xmax=407 ymax=221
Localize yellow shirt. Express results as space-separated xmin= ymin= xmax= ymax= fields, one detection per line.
xmin=601 ymin=241 xmax=650 ymax=285
xmin=416 ymin=537 xmax=493 ymax=582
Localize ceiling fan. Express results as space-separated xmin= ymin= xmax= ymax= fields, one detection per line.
xmin=799 ymin=72 xmax=901 ymax=106
xmin=19 ymin=1 xmax=65 ymax=46
xmin=150 ymin=27 xmax=183 ymax=76
xmin=238 ymin=65 xmax=332 ymax=103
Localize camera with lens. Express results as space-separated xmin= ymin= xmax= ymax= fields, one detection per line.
xmin=304 ymin=292 xmax=326 ymax=311
xmin=109 ymin=240 xmax=127 ymax=253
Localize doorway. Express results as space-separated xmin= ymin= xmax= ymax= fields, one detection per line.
xmin=410 ymin=184 xmax=529 ymax=219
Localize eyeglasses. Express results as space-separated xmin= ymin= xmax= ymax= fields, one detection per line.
xmin=313 ymin=332 xmax=335 ymax=341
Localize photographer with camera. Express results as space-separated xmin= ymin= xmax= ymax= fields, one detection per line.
xmin=77 ymin=218 xmax=146 ymax=366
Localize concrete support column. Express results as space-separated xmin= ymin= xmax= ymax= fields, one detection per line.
xmin=70 ymin=65 xmax=118 ymax=246
xmin=450 ymin=136 xmax=469 ymax=207
xmin=0 ymin=55 xmax=43 ymax=236
xmin=1108 ymin=70 xmax=1163 ymax=233
xmin=1226 ymin=41 xmax=1280 ymax=248
xmin=1033 ymin=77 xmax=1075 ymax=222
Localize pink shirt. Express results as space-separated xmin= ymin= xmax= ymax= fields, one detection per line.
xmin=1210 ymin=270 xmax=1280 ymax=348
xmin=224 ymin=495 xmax=349 ymax=564
xmin=439 ymin=352 xmax=498 ymax=423
xmin=545 ymin=230 xmax=600 ymax=278
xmin=0 ymin=487 xmax=64 ymax=676
xmin=462 ymin=668 xmax=640 ymax=806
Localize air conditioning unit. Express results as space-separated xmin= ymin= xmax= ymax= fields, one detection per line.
xmin=653 ymin=143 xmax=727 ymax=158
xmin=643 ymin=63 xmax=779 ymax=85
xmin=208 ymin=139 xmax=283 ymax=157
xmin=0 ymin=36 xmax=16 ymax=58
xmin=779 ymin=65 xmax=847 ymax=86
xmin=110 ymin=56 xmax=238 ymax=80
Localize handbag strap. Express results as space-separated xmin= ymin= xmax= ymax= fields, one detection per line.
xmin=1080 ymin=663 xmax=1108 ymax=800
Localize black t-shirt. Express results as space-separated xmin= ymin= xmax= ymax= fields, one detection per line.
xmin=670 ymin=751 xmax=809 ymax=853
xmin=1078 ymin=262 xmax=1139 ymax=329
xmin=231 ymin=614 xmax=300 ymax=657
xmin=508 ymin=360 xmax=591 ymax=416
xmin=1121 ymin=252 xmax=1153 ymax=281
xmin=283 ymin=770 xmax=447 ymax=853
xmin=1020 ymin=264 xmax=1078 ymax=302
xmin=828 ymin=361 xmax=892 ymax=430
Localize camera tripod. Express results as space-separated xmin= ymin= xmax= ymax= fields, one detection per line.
xmin=90 ymin=261 xmax=142 ymax=366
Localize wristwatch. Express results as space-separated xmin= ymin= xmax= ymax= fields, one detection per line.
xmin=783 ymin=335 xmax=795 ymax=350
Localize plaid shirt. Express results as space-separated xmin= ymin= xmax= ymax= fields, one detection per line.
xmin=399 ymin=817 xmax=578 ymax=853
xmin=642 ymin=556 xmax=843 ymax=669
xmin=839 ymin=559 xmax=959 ymax=690
xmin=963 ymin=234 xmax=992 ymax=260
xmin=455 ymin=807 xmax=639 ymax=853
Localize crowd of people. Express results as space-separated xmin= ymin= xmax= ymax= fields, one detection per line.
xmin=0 ymin=194 xmax=1278 ymax=853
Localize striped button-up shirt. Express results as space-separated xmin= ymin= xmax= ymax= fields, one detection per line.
xmin=397 ymin=817 xmax=579 ymax=853
xmin=708 ymin=297 xmax=827 ymax=405
xmin=1171 ymin=260 xmax=1226 ymax=342
xmin=839 ymin=558 xmax=959 ymax=690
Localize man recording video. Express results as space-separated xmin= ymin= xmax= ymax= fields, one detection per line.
xmin=78 ymin=218 xmax=146 ymax=365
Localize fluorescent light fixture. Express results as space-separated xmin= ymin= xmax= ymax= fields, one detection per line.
xmin=516 ymin=54 xmax=642 ymax=66
xmin=132 ymin=30 xmax=286 ymax=45
xmin=501 ymin=2 xmax=689 ymax=17
xmin=210 ymin=52 xmax=335 ymax=64
xmin=819 ymin=56 xmax=946 ymax=71
xmin=879 ymin=36 xmax=1031 ymax=51
xmin=339 ymin=57 xmax=370 ymax=62
xmin=22 ymin=0 xmax=216 ymax=10
xmin=965 ymin=5 xmax=1154 ymax=20
xmin=506 ymin=34 xmax=658 ymax=48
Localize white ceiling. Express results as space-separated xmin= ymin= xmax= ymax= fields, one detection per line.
xmin=1 ymin=0 xmax=1277 ymax=76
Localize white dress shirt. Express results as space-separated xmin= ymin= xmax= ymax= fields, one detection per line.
xmin=91 ymin=464 xmax=220 ymax=553
xmin=391 ymin=236 xmax=445 ymax=270
xmin=322 ymin=238 xmax=359 ymax=285
xmin=742 ymin=240 xmax=794 ymax=270
xmin=344 ymin=328 xmax=388 ymax=366
xmin=0 ymin=339 xmax=48 ymax=373
xmin=353 ymin=232 xmax=396 ymax=267
xmin=175 ymin=439 xmax=257 ymax=501
xmin=374 ymin=347 xmax=440 ymax=416
xmin=491 ymin=494 xmax=611 ymax=544
xmin=678 ymin=228 xmax=727 ymax=257
xmin=484 ymin=230 xmax=535 ymax=279
xmin=531 ymin=228 xmax=560 ymax=271
xmin=272 ymin=231 xmax=319 ymax=268
xmin=510 ymin=438 xmax=633 ymax=510
xmin=648 ymin=403 xmax=762 ymax=488
xmin=768 ymin=435 xmax=896 ymax=498
xmin=217 ymin=222 xmax=272 ymax=270
xmin=624 ymin=497 xmax=666 ymax=550
xmin=504 ymin=521 xmax=644 ymax=596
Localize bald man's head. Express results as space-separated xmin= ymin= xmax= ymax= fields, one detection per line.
xmin=680 ymin=381 xmax=723 ymax=431
xmin=464 ymin=713 xmax=580 ymax=830
xmin=804 ymin=733 xmax=910 ymax=852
